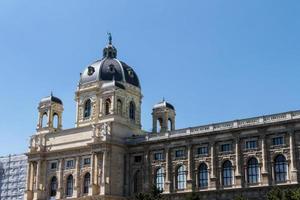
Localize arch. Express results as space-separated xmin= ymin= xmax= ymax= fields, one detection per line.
xmin=222 ymin=160 xmax=233 ymax=187
xmin=247 ymin=157 xmax=259 ymax=184
xmin=176 ymin=165 xmax=186 ymax=190
xmin=198 ymin=163 xmax=208 ymax=188
xmin=274 ymin=154 xmax=288 ymax=182
xmin=105 ymin=98 xmax=111 ymax=115
xmin=133 ymin=170 xmax=142 ymax=193
xmin=157 ymin=118 xmax=163 ymax=132
xmin=117 ymin=99 xmax=123 ymax=116
xmin=42 ymin=112 xmax=48 ymax=127
xmin=66 ymin=175 xmax=73 ymax=197
xmin=50 ymin=176 xmax=57 ymax=197
xmin=129 ymin=101 xmax=136 ymax=120
xmin=155 ymin=167 xmax=164 ymax=191
xmin=53 ymin=113 xmax=59 ymax=129
xmin=168 ymin=118 xmax=172 ymax=131
xmin=84 ymin=99 xmax=92 ymax=118
xmin=83 ymin=172 xmax=90 ymax=194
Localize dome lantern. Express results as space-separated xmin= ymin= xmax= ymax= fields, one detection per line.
xmin=103 ymin=33 xmax=117 ymax=58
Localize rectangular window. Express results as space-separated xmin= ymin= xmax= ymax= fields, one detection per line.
xmin=83 ymin=158 xmax=91 ymax=165
xmin=134 ymin=156 xmax=142 ymax=163
xmin=154 ymin=152 xmax=164 ymax=161
xmin=245 ymin=140 xmax=257 ymax=149
xmin=175 ymin=150 xmax=185 ymax=158
xmin=221 ymin=144 xmax=232 ymax=152
xmin=197 ymin=147 xmax=208 ymax=155
xmin=273 ymin=136 xmax=284 ymax=146
xmin=50 ymin=162 xmax=57 ymax=170
xmin=66 ymin=160 xmax=74 ymax=168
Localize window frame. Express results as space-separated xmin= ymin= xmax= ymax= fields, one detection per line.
xmin=245 ymin=139 xmax=258 ymax=150
xmin=272 ymin=136 xmax=285 ymax=146
xmin=220 ymin=143 xmax=232 ymax=153
xmin=247 ymin=157 xmax=260 ymax=184
xmin=274 ymin=154 xmax=288 ymax=183
xmin=65 ymin=159 xmax=75 ymax=169
xmin=222 ymin=160 xmax=233 ymax=187
xmin=176 ymin=165 xmax=187 ymax=190
xmin=49 ymin=161 xmax=58 ymax=171
xmin=83 ymin=173 xmax=91 ymax=194
xmin=83 ymin=99 xmax=92 ymax=119
xmin=197 ymin=146 xmax=208 ymax=156
xmin=198 ymin=163 xmax=208 ymax=189
xmin=154 ymin=152 xmax=164 ymax=161
xmin=66 ymin=175 xmax=73 ymax=197
xmin=155 ymin=167 xmax=165 ymax=192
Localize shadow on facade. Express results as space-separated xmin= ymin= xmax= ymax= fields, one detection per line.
xmin=0 ymin=162 xmax=4 ymax=198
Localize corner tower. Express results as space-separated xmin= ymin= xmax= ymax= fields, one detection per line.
xmin=75 ymin=34 xmax=142 ymax=136
xmin=36 ymin=93 xmax=63 ymax=133
xmin=152 ymin=99 xmax=176 ymax=133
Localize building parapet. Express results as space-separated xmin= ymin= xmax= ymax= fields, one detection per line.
xmin=142 ymin=110 xmax=300 ymax=142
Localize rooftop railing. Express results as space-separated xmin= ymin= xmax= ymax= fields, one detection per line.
xmin=145 ymin=110 xmax=300 ymax=142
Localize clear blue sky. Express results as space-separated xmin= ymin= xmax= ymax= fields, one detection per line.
xmin=0 ymin=0 xmax=300 ymax=156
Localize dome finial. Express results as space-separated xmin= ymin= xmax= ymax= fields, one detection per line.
xmin=107 ymin=32 xmax=112 ymax=45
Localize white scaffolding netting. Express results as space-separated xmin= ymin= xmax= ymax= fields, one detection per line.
xmin=0 ymin=154 xmax=27 ymax=200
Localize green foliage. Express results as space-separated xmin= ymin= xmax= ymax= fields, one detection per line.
xmin=234 ymin=195 xmax=247 ymax=200
xmin=185 ymin=192 xmax=201 ymax=200
xmin=132 ymin=185 xmax=164 ymax=200
xmin=266 ymin=187 xmax=300 ymax=200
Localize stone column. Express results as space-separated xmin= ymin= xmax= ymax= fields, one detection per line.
xmin=210 ymin=142 xmax=217 ymax=189
xmin=57 ymin=159 xmax=64 ymax=199
xmin=36 ymin=161 xmax=41 ymax=190
xmin=235 ymin=137 xmax=242 ymax=188
xmin=144 ymin=149 xmax=151 ymax=191
xmin=186 ymin=145 xmax=193 ymax=191
xmin=260 ymin=135 xmax=269 ymax=185
xmin=91 ymin=152 xmax=99 ymax=195
xmin=289 ymin=130 xmax=298 ymax=182
xmin=25 ymin=162 xmax=33 ymax=200
xmin=100 ymin=151 xmax=107 ymax=195
xmin=75 ymin=157 xmax=80 ymax=197
xmin=164 ymin=147 xmax=171 ymax=193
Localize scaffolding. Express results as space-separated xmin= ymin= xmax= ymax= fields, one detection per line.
xmin=0 ymin=154 xmax=27 ymax=200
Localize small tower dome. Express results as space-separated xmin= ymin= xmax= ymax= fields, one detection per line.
xmin=152 ymin=99 xmax=176 ymax=133
xmin=37 ymin=93 xmax=64 ymax=133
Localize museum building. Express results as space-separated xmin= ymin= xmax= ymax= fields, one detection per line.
xmin=25 ymin=36 xmax=300 ymax=200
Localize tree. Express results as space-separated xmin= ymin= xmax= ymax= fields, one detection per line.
xmin=267 ymin=187 xmax=285 ymax=200
xmin=234 ymin=195 xmax=247 ymax=200
xmin=132 ymin=185 xmax=164 ymax=200
xmin=185 ymin=192 xmax=201 ymax=200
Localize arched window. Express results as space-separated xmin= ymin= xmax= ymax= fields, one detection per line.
xmin=198 ymin=163 xmax=208 ymax=188
xmin=105 ymin=98 xmax=111 ymax=115
xmin=274 ymin=155 xmax=288 ymax=182
xmin=222 ymin=160 xmax=233 ymax=187
xmin=117 ymin=99 xmax=122 ymax=116
xmin=42 ymin=113 xmax=48 ymax=127
xmin=129 ymin=101 xmax=135 ymax=120
xmin=50 ymin=176 xmax=57 ymax=197
xmin=177 ymin=165 xmax=186 ymax=190
xmin=83 ymin=173 xmax=90 ymax=194
xmin=133 ymin=170 xmax=142 ymax=193
xmin=53 ymin=113 xmax=59 ymax=129
xmin=84 ymin=99 xmax=91 ymax=118
xmin=66 ymin=175 xmax=73 ymax=197
xmin=247 ymin=157 xmax=259 ymax=184
xmin=155 ymin=168 xmax=164 ymax=191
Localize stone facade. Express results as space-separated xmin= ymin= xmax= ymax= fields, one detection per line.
xmin=25 ymin=38 xmax=300 ymax=200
